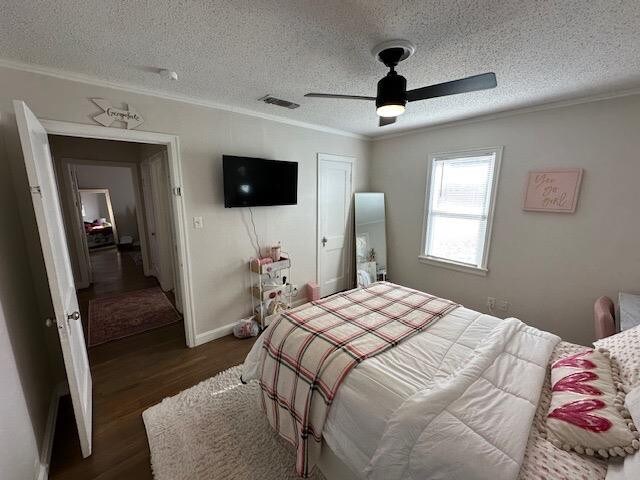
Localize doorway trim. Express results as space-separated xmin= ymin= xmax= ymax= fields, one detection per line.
xmin=41 ymin=119 xmax=197 ymax=347
xmin=316 ymin=152 xmax=354 ymax=298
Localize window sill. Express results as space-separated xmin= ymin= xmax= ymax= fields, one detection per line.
xmin=418 ymin=255 xmax=488 ymax=276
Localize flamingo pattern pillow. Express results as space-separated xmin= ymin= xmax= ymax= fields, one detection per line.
xmin=544 ymin=348 xmax=640 ymax=458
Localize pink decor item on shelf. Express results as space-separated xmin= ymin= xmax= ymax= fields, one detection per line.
xmin=255 ymin=256 xmax=273 ymax=266
xmin=306 ymin=282 xmax=320 ymax=301
xmin=523 ymin=168 xmax=583 ymax=213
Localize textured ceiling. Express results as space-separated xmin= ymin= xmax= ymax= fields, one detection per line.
xmin=2 ymin=1 xmax=640 ymax=137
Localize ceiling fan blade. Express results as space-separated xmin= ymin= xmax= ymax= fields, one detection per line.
xmin=379 ymin=116 xmax=397 ymax=127
xmin=305 ymin=93 xmax=376 ymax=101
xmin=407 ymin=73 xmax=497 ymax=102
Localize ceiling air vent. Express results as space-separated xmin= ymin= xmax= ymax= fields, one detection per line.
xmin=258 ymin=95 xmax=300 ymax=109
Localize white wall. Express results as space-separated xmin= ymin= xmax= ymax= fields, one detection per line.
xmin=0 ymin=65 xmax=370 ymax=346
xmin=0 ymin=309 xmax=40 ymax=480
xmin=75 ymin=164 xmax=139 ymax=240
xmin=371 ymin=94 xmax=640 ymax=346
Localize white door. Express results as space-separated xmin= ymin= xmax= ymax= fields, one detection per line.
xmin=317 ymin=154 xmax=353 ymax=297
xmin=141 ymin=152 xmax=175 ymax=292
xmin=69 ymin=165 xmax=93 ymax=284
xmin=140 ymin=161 xmax=160 ymax=277
xmin=149 ymin=154 xmax=174 ymax=292
xmin=14 ymin=101 xmax=92 ymax=457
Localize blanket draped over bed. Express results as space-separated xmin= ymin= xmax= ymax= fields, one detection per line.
xmin=258 ymin=282 xmax=459 ymax=477
xmin=366 ymin=317 xmax=560 ymax=480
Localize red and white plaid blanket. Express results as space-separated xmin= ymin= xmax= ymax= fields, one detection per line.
xmin=258 ymin=282 xmax=459 ymax=477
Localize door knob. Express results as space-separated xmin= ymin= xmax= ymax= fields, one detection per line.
xmin=321 ymin=236 xmax=328 ymax=247
xmin=45 ymin=318 xmax=55 ymax=327
xmin=67 ymin=311 xmax=81 ymax=321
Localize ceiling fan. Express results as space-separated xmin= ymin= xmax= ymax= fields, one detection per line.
xmin=305 ymin=40 xmax=497 ymax=127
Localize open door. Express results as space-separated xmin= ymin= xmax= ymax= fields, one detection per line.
xmin=14 ymin=101 xmax=93 ymax=457
xmin=141 ymin=150 xmax=179 ymax=299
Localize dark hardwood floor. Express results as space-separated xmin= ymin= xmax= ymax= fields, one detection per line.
xmin=76 ymin=248 xmax=173 ymax=338
xmin=50 ymin=248 xmax=256 ymax=479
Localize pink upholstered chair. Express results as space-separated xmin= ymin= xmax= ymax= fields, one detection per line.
xmin=594 ymin=296 xmax=616 ymax=340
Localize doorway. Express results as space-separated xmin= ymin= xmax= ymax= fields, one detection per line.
xmin=316 ymin=153 xmax=354 ymax=297
xmin=49 ymin=136 xmax=182 ymax=347
xmin=41 ymin=119 xmax=196 ymax=347
xmin=14 ymin=102 xmax=195 ymax=462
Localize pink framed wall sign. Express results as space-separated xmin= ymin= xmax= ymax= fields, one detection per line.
xmin=523 ymin=168 xmax=583 ymax=213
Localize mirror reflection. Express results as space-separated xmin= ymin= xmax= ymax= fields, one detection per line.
xmin=355 ymin=192 xmax=387 ymax=287
xmin=80 ymin=189 xmax=118 ymax=250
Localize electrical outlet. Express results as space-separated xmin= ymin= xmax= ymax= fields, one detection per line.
xmin=286 ymin=284 xmax=299 ymax=296
xmin=486 ymin=297 xmax=496 ymax=310
xmin=193 ymin=216 xmax=203 ymax=229
xmin=497 ymin=300 xmax=510 ymax=312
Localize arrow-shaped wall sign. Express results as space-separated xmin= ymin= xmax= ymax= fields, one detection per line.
xmin=91 ymin=98 xmax=144 ymax=129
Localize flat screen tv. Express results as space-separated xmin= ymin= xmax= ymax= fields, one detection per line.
xmin=223 ymin=155 xmax=298 ymax=207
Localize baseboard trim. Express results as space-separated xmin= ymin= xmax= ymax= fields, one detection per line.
xmin=36 ymin=382 xmax=68 ymax=480
xmin=194 ymin=298 xmax=310 ymax=347
xmin=291 ymin=298 xmax=309 ymax=308
xmin=194 ymin=322 xmax=236 ymax=346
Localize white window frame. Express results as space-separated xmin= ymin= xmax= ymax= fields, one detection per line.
xmin=419 ymin=146 xmax=503 ymax=276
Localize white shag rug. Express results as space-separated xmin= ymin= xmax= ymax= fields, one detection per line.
xmin=142 ymin=365 xmax=325 ymax=480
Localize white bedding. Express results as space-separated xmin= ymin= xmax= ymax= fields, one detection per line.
xmin=243 ymin=305 xmax=559 ymax=479
xmin=366 ymin=317 xmax=559 ymax=480
xmin=322 ymin=306 xmax=501 ymax=476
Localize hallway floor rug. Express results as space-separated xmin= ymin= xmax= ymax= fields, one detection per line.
xmin=88 ymin=287 xmax=180 ymax=346
xmin=142 ymin=366 xmax=325 ymax=480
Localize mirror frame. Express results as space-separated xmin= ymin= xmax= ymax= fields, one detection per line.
xmin=354 ymin=192 xmax=387 ymax=286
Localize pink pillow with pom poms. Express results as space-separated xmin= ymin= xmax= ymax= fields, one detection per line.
xmin=543 ymin=348 xmax=640 ymax=458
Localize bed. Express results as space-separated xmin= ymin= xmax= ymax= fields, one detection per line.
xmin=242 ymin=282 xmax=623 ymax=480
xmin=84 ymin=222 xmax=115 ymax=249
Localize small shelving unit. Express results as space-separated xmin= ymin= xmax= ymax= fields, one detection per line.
xmin=250 ymin=256 xmax=292 ymax=329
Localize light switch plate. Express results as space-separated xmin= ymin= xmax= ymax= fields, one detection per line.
xmin=193 ymin=216 xmax=203 ymax=229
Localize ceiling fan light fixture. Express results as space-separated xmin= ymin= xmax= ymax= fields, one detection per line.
xmin=375 ymin=71 xmax=407 ymax=118
xmin=304 ymin=39 xmax=497 ymax=128
xmin=376 ymin=104 xmax=405 ymax=117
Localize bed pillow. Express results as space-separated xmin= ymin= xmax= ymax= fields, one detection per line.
xmin=594 ymin=325 xmax=640 ymax=389
xmin=605 ymin=386 xmax=640 ymax=479
xmin=543 ymin=348 xmax=640 ymax=458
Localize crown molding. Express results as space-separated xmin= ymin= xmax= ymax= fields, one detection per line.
xmin=0 ymin=57 xmax=369 ymax=140
xmin=3 ymin=57 xmax=639 ymax=143
xmin=373 ymin=86 xmax=640 ymax=141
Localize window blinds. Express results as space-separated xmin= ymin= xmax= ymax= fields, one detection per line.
xmin=425 ymin=153 xmax=497 ymax=267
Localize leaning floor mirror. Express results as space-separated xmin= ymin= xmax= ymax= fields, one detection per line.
xmin=80 ymin=188 xmax=118 ymax=250
xmin=354 ymin=192 xmax=387 ymax=287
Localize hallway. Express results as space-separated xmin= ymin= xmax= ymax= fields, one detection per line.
xmin=77 ymin=248 xmax=176 ymax=347
xmin=50 ymin=247 xmax=255 ymax=478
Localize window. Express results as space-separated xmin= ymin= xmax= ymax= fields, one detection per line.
xmin=421 ymin=147 xmax=502 ymax=274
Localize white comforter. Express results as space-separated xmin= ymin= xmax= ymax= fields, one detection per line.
xmin=366 ymin=317 xmax=559 ymax=480
xmin=243 ymin=306 xmax=560 ymax=480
